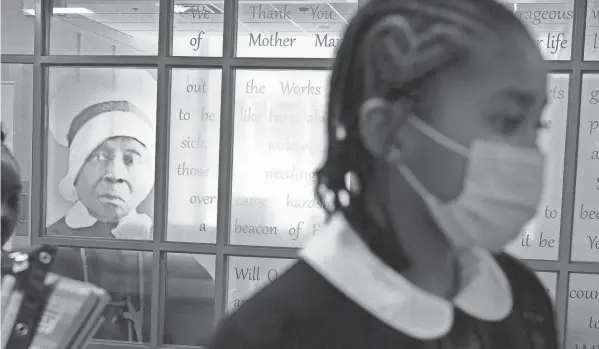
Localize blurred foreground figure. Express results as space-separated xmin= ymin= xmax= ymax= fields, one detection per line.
xmin=1 ymin=128 xmax=22 ymax=248
xmin=209 ymin=0 xmax=558 ymax=348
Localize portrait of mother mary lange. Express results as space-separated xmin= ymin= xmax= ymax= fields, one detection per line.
xmin=46 ymin=69 xmax=156 ymax=239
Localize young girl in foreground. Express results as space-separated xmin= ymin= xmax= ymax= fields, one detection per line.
xmin=209 ymin=0 xmax=557 ymax=347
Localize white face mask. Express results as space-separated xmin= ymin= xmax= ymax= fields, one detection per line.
xmin=398 ymin=116 xmax=546 ymax=251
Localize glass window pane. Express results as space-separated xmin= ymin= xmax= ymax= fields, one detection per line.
xmin=1 ymin=64 xmax=33 ymax=249
xmin=572 ymin=74 xmax=599 ymax=262
xmin=226 ymin=256 xmax=294 ymax=313
xmin=506 ymin=74 xmax=568 ymax=261
xmin=168 ymin=69 xmax=221 ymax=243
xmin=165 ymin=253 xmax=216 ymax=346
xmin=585 ymin=0 xmax=599 ymax=60
xmin=50 ymin=1 xmax=159 ymax=55
xmin=236 ymin=1 xmax=358 ymax=58
xmin=498 ymin=0 xmax=574 ymax=60
xmin=535 ymin=271 xmax=557 ymax=302
xmin=231 ymin=70 xmax=329 ymax=247
xmin=45 ymin=67 xmax=157 ymax=241
xmin=1 ymin=0 xmax=34 ymax=54
xmin=51 ymin=247 xmax=153 ymax=342
xmin=566 ymin=273 xmax=599 ymax=349
xmin=172 ymin=1 xmax=224 ymax=56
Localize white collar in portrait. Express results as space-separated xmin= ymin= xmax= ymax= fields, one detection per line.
xmin=65 ymin=201 xmax=153 ymax=240
xmin=299 ymin=214 xmax=513 ymax=340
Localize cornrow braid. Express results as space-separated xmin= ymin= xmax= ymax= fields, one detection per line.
xmin=315 ymin=0 xmax=527 ymax=272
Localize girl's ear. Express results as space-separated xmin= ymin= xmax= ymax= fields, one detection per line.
xmin=358 ymin=98 xmax=394 ymax=157
xmin=358 ymin=98 xmax=411 ymax=161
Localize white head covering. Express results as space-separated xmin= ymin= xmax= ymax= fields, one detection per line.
xmin=48 ymin=68 xmax=157 ymax=203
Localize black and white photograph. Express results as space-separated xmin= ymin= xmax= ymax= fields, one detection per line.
xmin=46 ymin=68 xmax=157 ymax=241
xmin=1 ymin=0 xmax=598 ymax=348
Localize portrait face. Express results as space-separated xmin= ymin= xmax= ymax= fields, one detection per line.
xmin=390 ymin=25 xmax=548 ymax=203
xmin=1 ymin=143 xmax=21 ymax=246
xmin=75 ymin=136 xmax=154 ymax=222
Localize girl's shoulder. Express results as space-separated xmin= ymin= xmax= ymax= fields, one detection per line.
xmin=208 ymin=260 xmax=361 ymax=349
xmin=493 ymin=252 xmax=558 ymax=344
xmin=493 ymin=252 xmax=552 ymax=301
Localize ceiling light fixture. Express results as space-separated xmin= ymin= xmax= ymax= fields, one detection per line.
xmin=23 ymin=7 xmax=93 ymax=16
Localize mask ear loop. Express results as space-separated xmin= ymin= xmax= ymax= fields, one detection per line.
xmin=389 ymin=116 xmax=436 ymax=206
xmin=377 ymin=103 xmax=413 ymax=271
xmin=408 ymin=116 xmax=469 ymax=157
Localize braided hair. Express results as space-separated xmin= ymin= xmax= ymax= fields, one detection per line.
xmin=315 ymin=0 xmax=529 ymax=272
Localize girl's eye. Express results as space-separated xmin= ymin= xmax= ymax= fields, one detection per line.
xmin=500 ymin=116 xmax=524 ymax=134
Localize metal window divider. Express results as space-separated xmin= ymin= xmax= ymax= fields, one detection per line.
xmin=150 ymin=0 xmax=173 ymax=347
xmin=555 ymin=0 xmax=589 ymax=346
xmin=214 ymin=0 xmax=239 ymax=328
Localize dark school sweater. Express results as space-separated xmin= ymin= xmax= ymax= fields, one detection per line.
xmin=209 ymin=217 xmax=557 ymax=349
